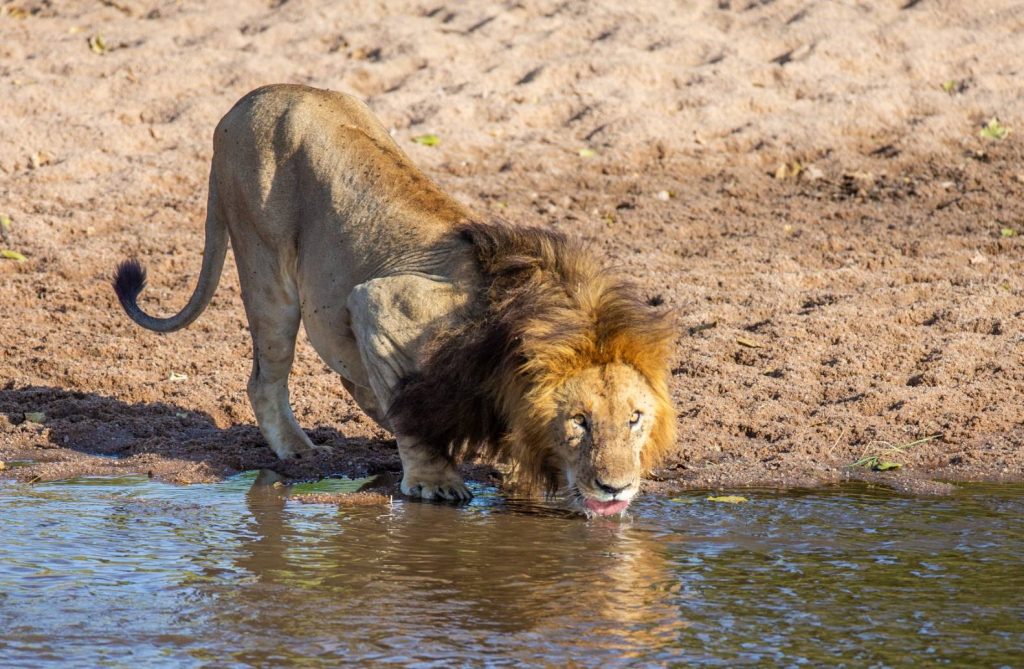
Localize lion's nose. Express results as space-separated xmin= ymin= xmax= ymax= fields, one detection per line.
xmin=595 ymin=478 xmax=629 ymax=495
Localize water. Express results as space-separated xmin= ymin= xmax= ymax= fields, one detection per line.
xmin=1 ymin=474 xmax=1022 ymax=668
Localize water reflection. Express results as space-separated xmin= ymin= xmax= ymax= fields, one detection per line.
xmin=215 ymin=472 xmax=685 ymax=664
xmin=0 ymin=478 xmax=1021 ymax=667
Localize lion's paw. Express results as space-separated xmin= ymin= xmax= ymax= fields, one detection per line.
xmin=401 ymin=471 xmax=472 ymax=503
xmin=283 ymin=442 xmax=332 ymax=461
xmin=310 ymin=442 xmax=334 ymax=455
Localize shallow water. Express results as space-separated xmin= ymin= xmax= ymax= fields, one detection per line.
xmin=1 ymin=474 xmax=1021 ymax=668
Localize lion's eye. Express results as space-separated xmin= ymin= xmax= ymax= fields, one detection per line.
xmin=629 ymin=411 xmax=642 ymax=427
xmin=572 ymin=414 xmax=588 ymax=429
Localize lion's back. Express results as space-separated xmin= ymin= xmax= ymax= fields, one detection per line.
xmin=212 ymin=84 xmax=468 ymax=252
xmin=218 ymin=84 xmax=395 ymax=154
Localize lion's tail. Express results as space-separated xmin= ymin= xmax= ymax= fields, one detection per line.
xmin=113 ymin=174 xmax=228 ymax=333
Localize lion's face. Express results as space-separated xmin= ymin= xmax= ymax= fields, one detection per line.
xmin=551 ymin=362 xmax=661 ymax=517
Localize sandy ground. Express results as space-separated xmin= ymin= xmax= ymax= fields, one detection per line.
xmin=1 ymin=0 xmax=1022 ymax=494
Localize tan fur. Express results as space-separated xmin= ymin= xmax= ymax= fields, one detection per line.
xmin=114 ymin=84 xmax=675 ymax=511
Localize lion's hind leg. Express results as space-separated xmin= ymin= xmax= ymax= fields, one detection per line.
xmin=235 ymin=245 xmax=322 ymax=460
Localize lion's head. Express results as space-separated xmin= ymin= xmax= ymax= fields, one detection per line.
xmin=388 ymin=222 xmax=676 ymax=516
xmin=546 ymin=363 xmax=669 ymax=515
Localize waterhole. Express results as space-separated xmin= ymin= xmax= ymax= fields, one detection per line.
xmin=1 ymin=475 xmax=1021 ymax=667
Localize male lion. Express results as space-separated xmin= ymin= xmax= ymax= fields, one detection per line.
xmin=114 ymin=84 xmax=675 ymax=516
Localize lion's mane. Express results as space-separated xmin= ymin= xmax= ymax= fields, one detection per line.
xmin=388 ymin=221 xmax=676 ymax=492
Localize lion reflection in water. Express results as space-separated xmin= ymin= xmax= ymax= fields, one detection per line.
xmin=226 ymin=479 xmax=687 ymax=659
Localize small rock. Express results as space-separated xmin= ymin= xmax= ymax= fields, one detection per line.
xmin=801 ymin=164 xmax=824 ymax=181
xmin=29 ymin=151 xmax=53 ymax=169
xmin=655 ymin=190 xmax=671 ymax=201
xmin=292 ymin=491 xmax=392 ymax=506
xmin=788 ymin=43 xmax=813 ymax=61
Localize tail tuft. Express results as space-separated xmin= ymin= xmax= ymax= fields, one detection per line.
xmin=113 ymin=258 xmax=147 ymax=308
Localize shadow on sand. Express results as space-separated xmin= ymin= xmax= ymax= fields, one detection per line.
xmin=0 ymin=384 xmax=401 ymax=484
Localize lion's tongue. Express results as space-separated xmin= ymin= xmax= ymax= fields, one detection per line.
xmin=584 ymin=499 xmax=630 ymax=516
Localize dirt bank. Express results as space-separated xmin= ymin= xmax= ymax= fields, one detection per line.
xmin=1 ymin=1 xmax=1021 ymax=494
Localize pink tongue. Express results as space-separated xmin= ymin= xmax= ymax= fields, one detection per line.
xmin=584 ymin=498 xmax=631 ymax=516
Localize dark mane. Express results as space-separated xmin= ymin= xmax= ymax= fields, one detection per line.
xmin=387 ymin=221 xmax=675 ymax=492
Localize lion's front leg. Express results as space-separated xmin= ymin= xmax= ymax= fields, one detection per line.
xmin=346 ymin=275 xmax=473 ymax=502
xmin=396 ymin=436 xmax=471 ymax=502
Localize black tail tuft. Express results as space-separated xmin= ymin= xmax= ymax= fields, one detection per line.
xmin=113 ymin=258 xmax=147 ymax=307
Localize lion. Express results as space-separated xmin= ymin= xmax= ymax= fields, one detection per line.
xmin=113 ymin=84 xmax=676 ymax=516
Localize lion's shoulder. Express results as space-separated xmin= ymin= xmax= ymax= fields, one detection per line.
xmin=348 ymin=273 xmax=475 ymax=408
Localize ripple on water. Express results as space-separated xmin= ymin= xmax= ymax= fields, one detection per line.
xmin=0 ymin=477 xmax=1021 ymax=667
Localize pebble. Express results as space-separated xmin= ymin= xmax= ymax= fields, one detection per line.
xmin=801 ymin=165 xmax=824 ymax=181
xmin=292 ymin=492 xmax=392 ymax=506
